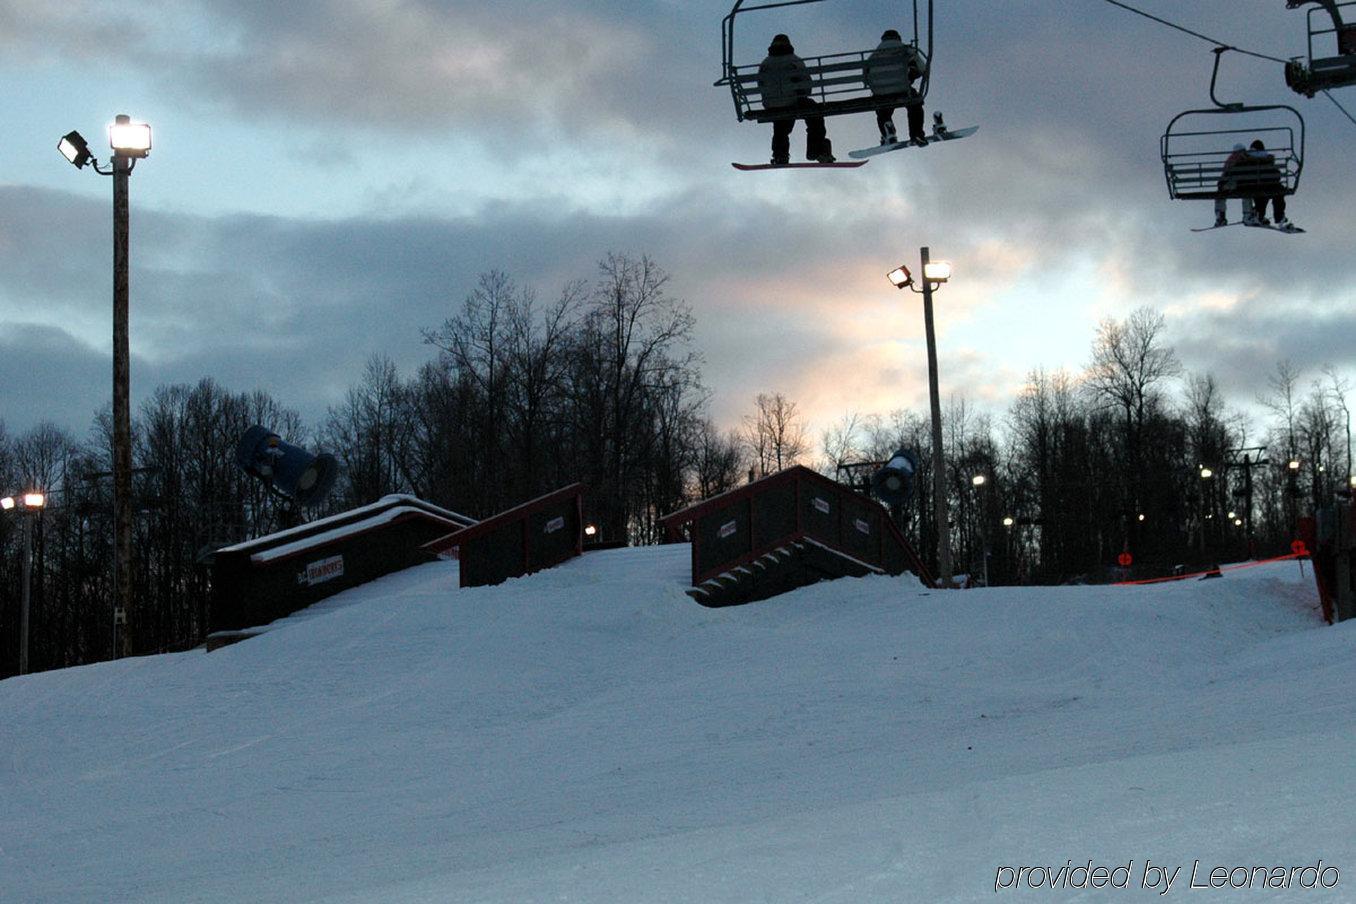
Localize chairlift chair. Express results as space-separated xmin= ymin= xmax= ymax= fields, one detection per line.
xmin=1161 ymin=48 xmax=1305 ymax=204
xmin=1285 ymin=0 xmax=1356 ymax=96
xmin=715 ymin=0 xmax=934 ymax=124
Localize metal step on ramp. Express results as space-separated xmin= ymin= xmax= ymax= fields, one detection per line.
xmin=687 ymin=537 xmax=886 ymax=607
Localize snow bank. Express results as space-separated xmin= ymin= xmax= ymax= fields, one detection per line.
xmin=1 ymin=549 xmax=1350 ymax=903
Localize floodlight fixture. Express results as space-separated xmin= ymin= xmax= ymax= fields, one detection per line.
xmin=887 ymin=265 xmax=913 ymax=289
xmin=1234 ymin=518 xmax=1244 ymax=526
xmin=1227 ymin=510 xmax=1237 ymax=520
xmin=1002 ymin=516 xmax=1014 ymax=527
xmin=108 ymin=115 xmax=151 ymax=158
xmin=0 ymin=496 xmax=13 ymax=510
xmin=1199 ymin=466 xmax=1213 ymax=479
xmin=1137 ymin=513 xmax=1146 ymax=522
xmin=584 ymin=524 xmax=598 ymax=537
xmin=1349 ymin=475 xmax=1356 ymax=488
xmin=58 ymin=130 xmax=92 ymax=169
xmin=22 ymin=493 xmax=45 ymax=509
xmin=1289 ymin=458 xmax=1301 ymax=470
xmin=923 ymin=260 xmax=952 ymax=283
xmin=971 ymin=474 xmax=986 ymax=487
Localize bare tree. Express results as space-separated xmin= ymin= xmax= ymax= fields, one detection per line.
xmin=693 ymin=420 xmax=746 ymax=499
xmin=819 ymin=412 xmax=864 ymax=476
xmin=743 ymin=392 xmax=808 ymax=476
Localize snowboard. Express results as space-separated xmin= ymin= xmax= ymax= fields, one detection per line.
xmin=732 ymin=160 xmax=867 ymax=171
xmin=848 ymin=125 xmax=979 ymax=159
xmin=1190 ymin=220 xmax=1305 ymax=234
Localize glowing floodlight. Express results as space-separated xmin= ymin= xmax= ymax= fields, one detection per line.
xmin=887 ymin=265 xmax=913 ymax=289
xmin=22 ymin=493 xmax=45 ymax=508
xmin=971 ymin=474 xmax=986 ymax=487
xmin=923 ymin=260 xmax=952 ymax=283
xmin=58 ymin=131 xmax=92 ymax=168
xmin=1199 ymin=466 xmax=1213 ymax=479
xmin=108 ymin=115 xmax=151 ymax=158
xmin=0 ymin=496 xmax=13 ymax=510
xmin=1289 ymin=459 xmax=1301 ymax=470
xmin=1002 ymin=516 xmax=1014 ymax=527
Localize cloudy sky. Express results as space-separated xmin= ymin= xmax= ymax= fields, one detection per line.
xmin=2 ymin=0 xmax=1353 ymax=443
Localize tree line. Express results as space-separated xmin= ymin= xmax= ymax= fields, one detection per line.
xmin=0 ymin=252 xmax=1350 ymax=678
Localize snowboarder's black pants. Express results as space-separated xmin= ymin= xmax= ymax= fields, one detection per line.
xmin=771 ymin=99 xmax=830 ymax=160
xmin=875 ymin=92 xmax=925 ymax=140
xmin=1254 ymin=192 xmax=1286 ymax=222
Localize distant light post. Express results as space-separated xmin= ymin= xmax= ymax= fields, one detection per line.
xmin=3 ymin=492 xmax=47 ymax=675
xmin=59 ymin=114 xmax=150 ymax=657
xmin=1197 ymin=464 xmax=1215 ymax=555
xmin=888 ymin=248 xmax=954 ymax=586
xmin=970 ymin=473 xmax=989 ymax=586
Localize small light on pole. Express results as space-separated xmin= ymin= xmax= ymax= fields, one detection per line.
xmin=887 ymin=265 xmax=913 ymax=289
xmin=971 ymin=474 xmax=986 ymax=487
xmin=1227 ymin=510 xmax=1237 ymax=520
xmin=1234 ymin=518 xmax=1244 ymax=526
xmin=584 ymin=524 xmax=598 ymax=538
xmin=1199 ymin=466 xmax=1213 ymax=479
xmin=4 ymin=490 xmax=46 ymax=675
xmin=1002 ymin=516 xmax=1014 ymax=527
xmin=1138 ymin=513 xmax=1146 ymax=522
xmin=1289 ymin=459 xmax=1301 ymax=471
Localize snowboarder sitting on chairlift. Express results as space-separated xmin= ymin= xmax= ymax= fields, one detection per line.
xmin=757 ymin=34 xmax=835 ymax=164
xmin=1244 ymin=139 xmax=1290 ymax=228
xmin=1214 ymin=143 xmax=1251 ymax=226
xmin=865 ymin=29 xmax=928 ymax=146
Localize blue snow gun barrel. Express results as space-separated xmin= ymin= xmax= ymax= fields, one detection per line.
xmin=870 ymin=447 xmax=919 ymax=508
xmin=235 ymin=424 xmax=338 ymax=507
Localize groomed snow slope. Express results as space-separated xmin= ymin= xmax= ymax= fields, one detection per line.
xmin=2 ymin=548 xmax=1353 ymax=903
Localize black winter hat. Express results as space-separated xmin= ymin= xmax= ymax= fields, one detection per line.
xmin=769 ymin=33 xmax=794 ymax=52
xmin=881 ymin=29 xmax=902 ymax=41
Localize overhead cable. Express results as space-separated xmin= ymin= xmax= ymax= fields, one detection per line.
xmin=1095 ymin=0 xmax=1290 ymax=64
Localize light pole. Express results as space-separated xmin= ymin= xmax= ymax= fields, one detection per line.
xmin=1198 ymin=465 xmax=1214 ymax=557
xmin=59 ymin=115 xmax=151 ymax=657
xmin=3 ymin=492 xmax=47 ymax=675
xmin=889 ymin=249 xmax=954 ymax=586
xmin=971 ymin=473 xmax=989 ymax=586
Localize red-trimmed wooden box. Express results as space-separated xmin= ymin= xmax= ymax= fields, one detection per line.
xmin=424 ymin=483 xmax=585 ymax=588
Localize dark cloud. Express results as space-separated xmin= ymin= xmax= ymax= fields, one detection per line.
xmin=2 ymin=1 xmax=1352 ymax=439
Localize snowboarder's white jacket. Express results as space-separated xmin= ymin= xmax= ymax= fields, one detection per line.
xmin=865 ymin=38 xmax=922 ymax=96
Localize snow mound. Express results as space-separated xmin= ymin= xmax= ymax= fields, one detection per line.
xmin=1 ymin=549 xmax=1351 ymax=903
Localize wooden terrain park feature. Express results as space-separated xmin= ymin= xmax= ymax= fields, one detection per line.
xmin=208 ymin=495 xmax=476 ymax=636
xmin=424 ymin=484 xmax=586 ymax=589
xmin=660 ymin=465 xmax=935 ymax=606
